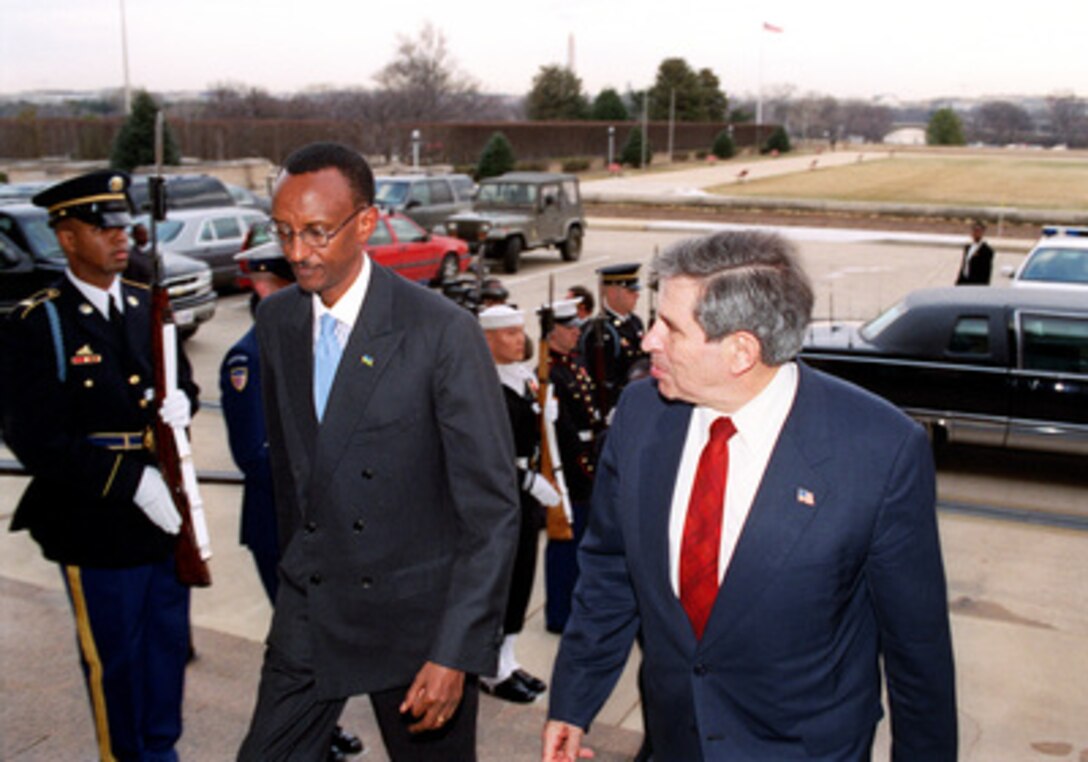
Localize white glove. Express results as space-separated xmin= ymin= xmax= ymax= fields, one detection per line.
xmin=134 ymin=467 xmax=182 ymax=535
xmin=525 ymin=472 xmax=561 ymax=508
xmin=158 ymin=389 xmax=192 ymax=429
xmin=544 ymin=396 xmax=559 ymax=424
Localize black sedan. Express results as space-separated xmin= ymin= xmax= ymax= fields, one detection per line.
xmin=800 ymin=287 xmax=1088 ymax=456
xmin=0 ymin=204 xmax=217 ymax=339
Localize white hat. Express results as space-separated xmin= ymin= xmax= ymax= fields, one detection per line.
xmin=539 ymin=297 xmax=581 ymax=324
xmin=479 ymin=304 xmax=525 ymax=330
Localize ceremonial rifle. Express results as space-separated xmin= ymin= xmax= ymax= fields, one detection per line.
xmin=537 ymin=275 xmax=573 ymax=540
xmin=149 ymin=112 xmax=212 ymax=587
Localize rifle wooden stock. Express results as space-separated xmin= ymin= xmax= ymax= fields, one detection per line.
xmin=537 ymin=285 xmax=574 ymax=541
xmin=151 ymin=286 xmax=212 ymax=587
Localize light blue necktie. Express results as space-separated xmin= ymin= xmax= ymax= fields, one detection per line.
xmin=313 ymin=313 xmax=343 ymax=422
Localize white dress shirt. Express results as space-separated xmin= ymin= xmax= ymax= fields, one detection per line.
xmin=311 ymin=253 xmax=372 ymax=351
xmin=66 ymin=270 xmax=124 ymax=318
xmin=667 ymin=362 xmax=799 ymax=595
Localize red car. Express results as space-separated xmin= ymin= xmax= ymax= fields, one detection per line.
xmin=236 ymin=211 xmax=471 ymax=289
xmin=366 ymin=212 xmax=471 ymax=283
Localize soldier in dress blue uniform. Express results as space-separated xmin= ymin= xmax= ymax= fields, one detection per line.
xmin=219 ymin=237 xmax=365 ymax=761
xmin=2 ymin=170 xmax=199 ymax=761
xmin=479 ymin=304 xmax=558 ymax=704
xmin=578 ymin=263 xmax=649 ymax=419
xmin=540 ymin=298 xmax=603 ymax=633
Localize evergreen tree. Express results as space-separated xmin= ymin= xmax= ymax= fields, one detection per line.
xmin=927 ymin=107 xmax=966 ymax=145
xmin=476 ymin=132 xmax=516 ymax=179
xmin=526 ymin=65 xmax=589 ymax=120
xmin=109 ymin=90 xmax=180 ymax=171
xmin=762 ymin=125 xmax=792 ymax=154
xmin=590 ymin=88 xmax=629 ymax=121
xmin=712 ymin=129 xmax=736 ymax=159
xmin=620 ymin=127 xmax=651 ymax=167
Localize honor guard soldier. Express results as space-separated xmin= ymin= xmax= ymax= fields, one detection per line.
xmin=479 ymin=304 xmax=557 ymax=704
xmin=578 ymin=262 xmax=649 ymax=418
xmin=2 ymin=170 xmax=199 ymax=761
xmin=219 ymin=237 xmax=364 ymax=760
xmin=540 ymin=298 xmax=603 ymax=633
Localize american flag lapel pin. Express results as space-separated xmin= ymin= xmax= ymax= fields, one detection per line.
xmin=796 ymin=487 xmax=816 ymax=507
xmin=361 ymin=354 xmax=374 ymax=367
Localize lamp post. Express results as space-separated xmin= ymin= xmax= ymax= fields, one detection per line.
xmin=411 ymin=129 xmax=421 ymax=169
xmin=607 ymin=126 xmax=615 ymax=167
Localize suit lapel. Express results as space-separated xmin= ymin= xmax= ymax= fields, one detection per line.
xmin=701 ymin=365 xmax=834 ymax=647
xmin=639 ymin=400 xmax=696 ymax=639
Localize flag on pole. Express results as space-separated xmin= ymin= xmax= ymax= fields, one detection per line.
xmin=763 ymin=21 xmax=784 ymax=33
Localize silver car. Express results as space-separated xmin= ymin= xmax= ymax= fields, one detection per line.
xmin=139 ymin=207 xmax=267 ymax=290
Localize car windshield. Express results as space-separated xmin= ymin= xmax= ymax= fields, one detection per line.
xmin=476 ymin=183 xmax=537 ymax=207
xmin=859 ymin=301 xmax=907 ymax=342
xmin=134 ymin=216 xmax=183 ymax=244
xmin=1020 ymin=247 xmax=1088 ymax=285
xmin=374 ymin=180 xmax=410 ymax=206
xmin=21 ymin=215 xmax=66 ymax=262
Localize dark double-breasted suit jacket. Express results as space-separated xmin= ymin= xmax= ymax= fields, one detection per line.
xmin=256 ymin=263 xmax=520 ymax=701
xmin=549 ymin=364 xmax=957 ymax=761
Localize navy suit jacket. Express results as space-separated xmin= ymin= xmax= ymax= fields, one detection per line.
xmin=549 ymin=364 xmax=957 ymax=761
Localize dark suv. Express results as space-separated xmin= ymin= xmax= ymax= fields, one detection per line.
xmin=0 ymin=205 xmax=217 ymax=339
xmin=374 ymin=173 xmax=474 ymax=231
xmin=128 ymin=174 xmax=237 ymax=214
xmin=444 ymin=172 xmax=585 ymax=273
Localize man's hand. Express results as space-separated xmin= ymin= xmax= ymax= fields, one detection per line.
xmin=399 ymin=662 xmax=465 ymax=734
xmin=542 ymin=720 xmax=594 ymax=761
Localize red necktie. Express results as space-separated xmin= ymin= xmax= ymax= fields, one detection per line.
xmin=680 ymin=416 xmax=737 ymax=640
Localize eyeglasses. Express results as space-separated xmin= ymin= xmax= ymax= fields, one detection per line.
xmin=270 ymin=204 xmax=369 ymax=250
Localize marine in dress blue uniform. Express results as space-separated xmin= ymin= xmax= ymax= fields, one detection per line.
xmin=2 ymin=170 xmax=199 ymax=761
xmin=541 ymin=298 xmax=602 ymax=633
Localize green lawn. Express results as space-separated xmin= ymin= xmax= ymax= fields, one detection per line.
xmin=706 ymin=155 xmax=1088 ymax=211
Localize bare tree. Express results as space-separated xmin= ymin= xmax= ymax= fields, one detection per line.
xmin=970 ymin=100 xmax=1034 ymax=146
xmin=373 ymin=23 xmax=484 ymax=122
xmin=1047 ymin=94 xmax=1087 ymax=147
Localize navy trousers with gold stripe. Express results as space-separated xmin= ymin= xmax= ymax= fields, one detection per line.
xmin=62 ymin=558 xmax=190 ymax=762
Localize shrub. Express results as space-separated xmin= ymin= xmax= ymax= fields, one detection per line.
xmin=620 ymin=127 xmax=652 ymax=167
xmin=761 ymin=126 xmax=791 ymax=155
xmin=561 ymin=157 xmax=591 ymax=173
xmin=476 ymin=132 xmax=516 ymax=180
xmin=712 ymin=129 xmax=736 ymax=159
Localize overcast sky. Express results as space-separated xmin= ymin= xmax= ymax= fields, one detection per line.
xmin=2 ymin=0 xmax=1085 ymax=102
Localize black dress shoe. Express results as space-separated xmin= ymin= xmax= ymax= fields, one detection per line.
xmin=481 ymin=675 xmax=537 ymax=703
xmin=331 ymin=725 xmax=364 ymax=755
xmin=512 ymin=669 xmax=547 ymax=694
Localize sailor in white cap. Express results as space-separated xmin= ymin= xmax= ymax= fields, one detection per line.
xmin=478 ymin=304 xmax=558 ymax=703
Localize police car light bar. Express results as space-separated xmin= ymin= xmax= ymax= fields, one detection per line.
xmin=1041 ymin=225 xmax=1088 ymax=238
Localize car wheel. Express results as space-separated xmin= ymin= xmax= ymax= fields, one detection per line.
xmin=559 ymin=226 xmax=583 ymax=261
xmin=503 ymin=237 xmax=522 ymax=273
xmin=438 ymin=253 xmax=460 ymax=283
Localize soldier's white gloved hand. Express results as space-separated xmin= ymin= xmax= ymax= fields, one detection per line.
xmin=134 ymin=467 xmax=182 ymax=534
xmin=158 ymin=389 xmax=191 ymax=429
xmin=525 ymin=472 xmax=561 ymax=508
xmin=544 ymin=396 xmax=559 ymax=424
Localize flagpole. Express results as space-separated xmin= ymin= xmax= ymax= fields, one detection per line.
xmin=757 ymin=23 xmax=764 ymax=127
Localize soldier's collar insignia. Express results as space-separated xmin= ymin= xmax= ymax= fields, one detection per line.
xmin=79 ymin=303 xmax=94 ymax=315
xmin=71 ymin=344 xmax=102 ymax=365
xmin=230 ymin=367 xmax=249 ymax=392
xmin=126 ymin=295 xmax=138 ymax=307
